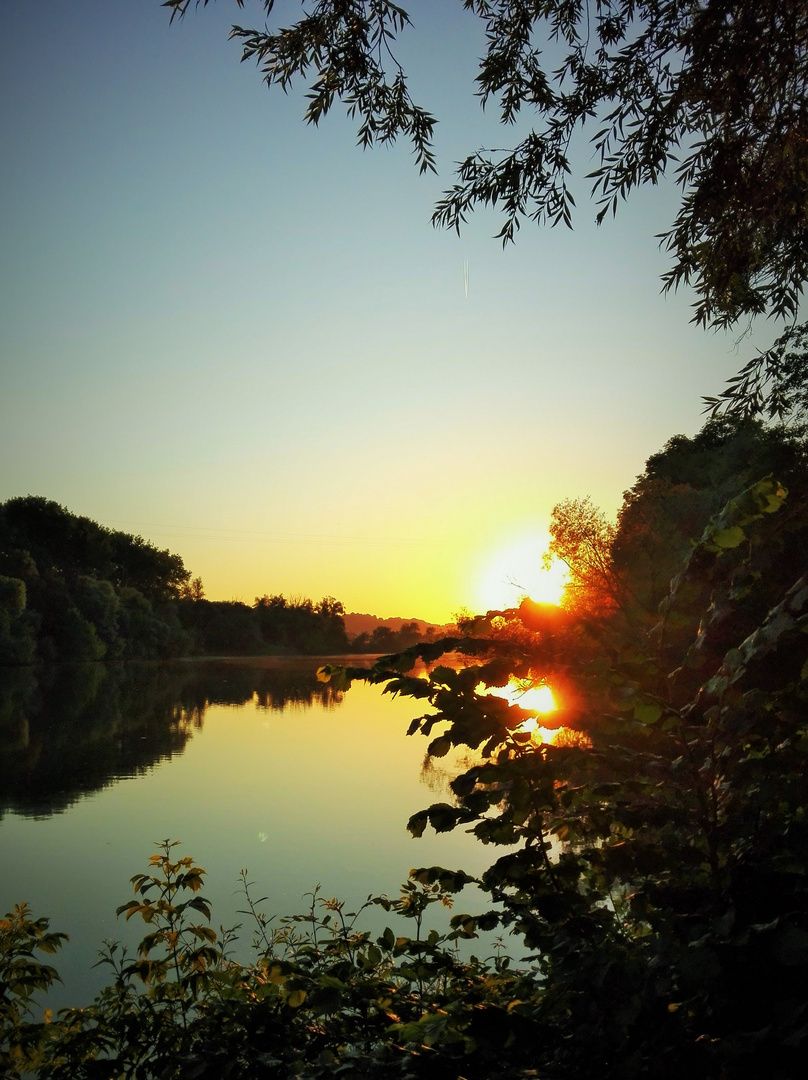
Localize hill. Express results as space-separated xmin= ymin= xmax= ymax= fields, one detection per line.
xmin=342 ymin=613 xmax=455 ymax=639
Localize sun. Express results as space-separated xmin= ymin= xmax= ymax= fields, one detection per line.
xmin=481 ymin=680 xmax=571 ymax=744
xmin=514 ymin=684 xmax=556 ymax=713
xmin=476 ymin=535 xmax=568 ymax=611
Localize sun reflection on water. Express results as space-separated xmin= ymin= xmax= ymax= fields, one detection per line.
xmin=480 ymin=679 xmax=589 ymax=747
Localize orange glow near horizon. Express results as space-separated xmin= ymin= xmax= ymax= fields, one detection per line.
xmin=482 ymin=679 xmax=588 ymax=747
xmin=476 ymin=537 xmax=569 ymax=612
xmin=481 ymin=679 xmax=562 ymax=741
xmin=513 ymin=684 xmax=557 ymax=714
xmin=480 ymin=679 xmax=557 ymax=713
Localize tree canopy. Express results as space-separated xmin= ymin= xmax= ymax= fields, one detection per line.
xmin=543 ymin=417 xmax=808 ymax=623
xmin=166 ymin=0 xmax=808 ymax=338
xmin=0 ymin=498 xmax=376 ymax=663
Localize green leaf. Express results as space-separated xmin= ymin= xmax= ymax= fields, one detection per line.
xmin=633 ymin=703 xmax=662 ymax=725
xmin=712 ymin=525 xmax=746 ymax=549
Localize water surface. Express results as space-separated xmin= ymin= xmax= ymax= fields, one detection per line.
xmin=0 ymin=659 xmax=497 ymax=1011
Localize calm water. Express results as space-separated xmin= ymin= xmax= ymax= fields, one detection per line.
xmin=0 ymin=659 xmax=499 ymax=1012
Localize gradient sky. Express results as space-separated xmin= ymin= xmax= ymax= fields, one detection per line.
xmin=0 ymin=1 xmax=766 ymax=622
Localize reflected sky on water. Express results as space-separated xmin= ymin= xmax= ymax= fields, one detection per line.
xmin=0 ymin=659 xmax=502 ymax=1011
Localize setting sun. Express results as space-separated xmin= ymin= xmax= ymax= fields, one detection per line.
xmin=514 ymin=684 xmax=557 ymax=713
xmin=482 ymin=679 xmax=572 ymax=745
xmin=476 ymin=536 xmax=568 ymax=612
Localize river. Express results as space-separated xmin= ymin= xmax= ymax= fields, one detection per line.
xmin=0 ymin=658 xmax=500 ymax=1013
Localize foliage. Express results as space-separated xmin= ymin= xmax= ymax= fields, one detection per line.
xmin=0 ymin=577 xmax=38 ymax=665
xmin=321 ymin=465 xmax=808 ymax=1076
xmin=547 ymin=417 xmax=808 ymax=623
xmin=349 ymin=619 xmax=427 ymax=654
xmin=0 ymin=497 xmax=194 ymax=664
xmin=167 ymin=0 xmax=808 ymax=334
xmin=253 ymin=594 xmax=351 ymax=655
xmin=0 ymin=497 xmax=364 ymax=664
xmin=180 ymin=576 xmax=205 ymax=602
xmin=165 ymin=2 xmax=808 ymax=422
xmin=0 ymin=905 xmax=66 ymax=1079
xmin=705 ymin=319 xmax=808 ymax=422
xmin=4 ymin=842 xmax=539 ymax=1079
xmin=545 ymin=496 xmax=621 ymax=616
xmin=0 ymin=497 xmax=191 ymax=602
xmin=3 ymin=466 xmax=807 ymax=1076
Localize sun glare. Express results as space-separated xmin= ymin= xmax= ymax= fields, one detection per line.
xmin=482 ymin=680 xmax=575 ymax=745
xmin=477 ymin=536 xmax=568 ymax=611
xmin=515 ymin=684 xmax=556 ymax=713
xmin=481 ymin=680 xmax=556 ymax=713
xmin=476 ymin=679 xmax=590 ymax=747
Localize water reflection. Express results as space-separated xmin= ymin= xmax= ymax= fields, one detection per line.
xmin=1 ymin=660 xmax=499 ymax=1013
xmin=0 ymin=659 xmax=355 ymax=820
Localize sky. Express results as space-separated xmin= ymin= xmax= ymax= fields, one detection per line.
xmin=0 ymin=0 xmax=764 ymax=622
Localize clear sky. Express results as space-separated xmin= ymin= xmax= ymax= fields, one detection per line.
xmin=0 ymin=1 xmax=759 ymax=622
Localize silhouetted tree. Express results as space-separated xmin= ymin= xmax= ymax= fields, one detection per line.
xmin=546 ymin=497 xmax=622 ymax=616
xmin=172 ymin=1 xmax=808 ymax=418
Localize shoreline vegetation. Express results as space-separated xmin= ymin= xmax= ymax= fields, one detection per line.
xmin=0 ymin=496 xmax=450 ymax=667
xmin=3 ymin=416 xmax=808 ymax=1077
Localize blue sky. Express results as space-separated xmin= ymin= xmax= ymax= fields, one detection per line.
xmin=0 ymin=1 xmax=762 ymax=620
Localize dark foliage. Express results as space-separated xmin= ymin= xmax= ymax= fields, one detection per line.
xmin=253 ymin=594 xmax=351 ymax=655
xmin=5 ymin=420 xmax=805 ymax=1076
xmin=0 ymin=498 xmax=361 ymax=664
xmin=167 ymin=1 xmax=808 ymax=333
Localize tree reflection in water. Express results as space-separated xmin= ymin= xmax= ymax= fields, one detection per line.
xmin=0 ymin=659 xmax=355 ymax=819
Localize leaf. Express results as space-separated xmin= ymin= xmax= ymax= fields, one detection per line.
xmin=407 ymin=811 xmax=429 ymax=838
xmin=428 ymin=804 xmax=462 ymax=833
xmin=316 ymin=665 xmax=353 ymax=692
xmin=427 ymin=735 xmax=452 ymax=757
xmin=633 ymin=703 xmax=662 ymax=725
xmin=712 ymin=525 xmax=746 ymax=549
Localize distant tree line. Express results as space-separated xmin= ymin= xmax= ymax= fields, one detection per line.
xmin=0 ymin=497 xmax=193 ymax=664
xmin=0 ymin=497 xmax=438 ymax=664
xmin=349 ymin=620 xmax=441 ymax=654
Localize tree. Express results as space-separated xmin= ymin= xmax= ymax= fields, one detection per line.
xmin=168 ymin=0 xmax=808 ymax=339
xmin=535 ymin=419 xmax=808 ymax=630
xmin=4 ymin=445 xmax=808 ymax=1075
xmin=108 ymin=532 xmax=191 ymax=602
xmin=0 ymin=497 xmax=113 ymax=581
xmin=324 ymin=469 xmax=808 ymax=1078
xmin=704 ymin=320 xmax=808 ymax=421
xmin=612 ymin=416 xmax=808 ymax=616
xmin=545 ymin=496 xmax=622 ymax=615
xmin=318 ymin=417 xmax=808 ymax=1071
xmin=542 ymin=418 xmax=808 ymax=625
xmin=180 ymin=577 xmax=205 ymax=601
